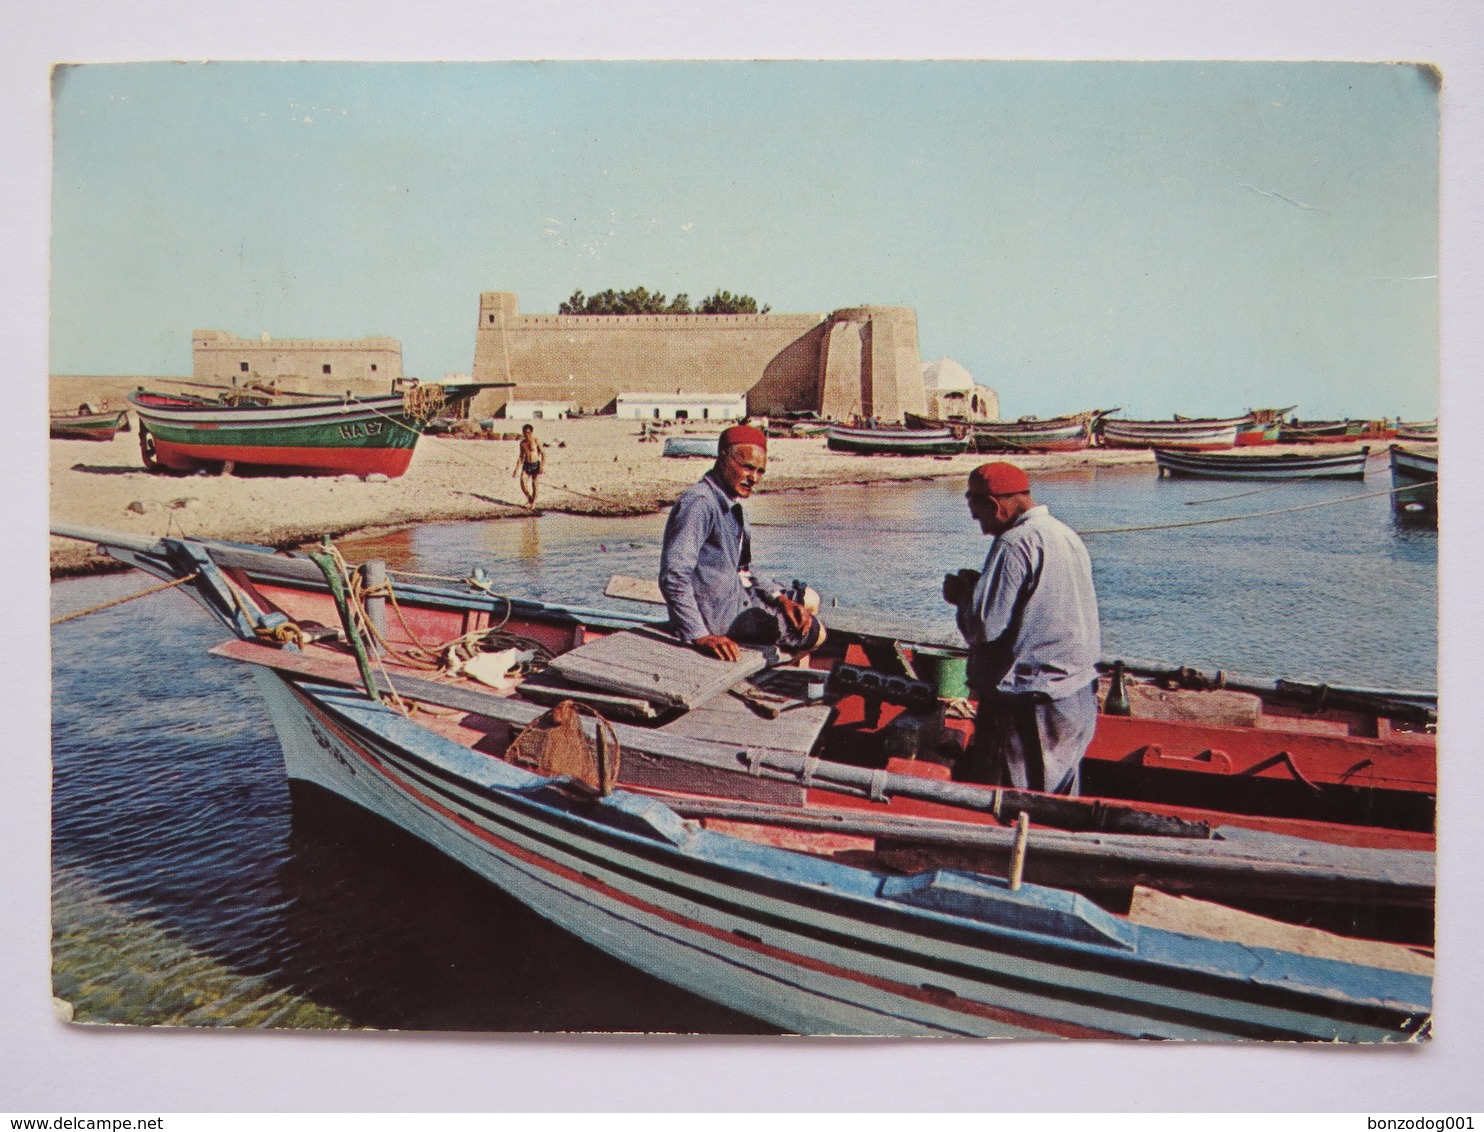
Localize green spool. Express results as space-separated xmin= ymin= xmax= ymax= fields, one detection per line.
xmin=913 ymin=646 xmax=970 ymax=700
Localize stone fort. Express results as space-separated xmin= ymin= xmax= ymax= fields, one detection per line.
xmin=469 ymin=291 xmax=927 ymax=421
xmin=193 ymin=329 xmax=402 ymax=394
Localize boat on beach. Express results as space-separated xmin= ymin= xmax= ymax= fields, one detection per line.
xmin=827 ymin=425 xmax=970 ymax=456
xmin=1233 ymin=407 xmax=1296 ymax=447
xmin=1154 ymin=446 xmax=1373 ymax=481
xmin=50 ymin=405 xmax=130 ymax=442
xmin=662 ymin=435 xmax=721 ymax=458
xmin=49 ymin=524 xmax=1434 ymax=1039
xmin=128 ymin=382 xmax=502 ymax=477
xmin=1389 ymin=445 xmax=1438 ymax=520
xmin=1280 ymin=420 xmax=1399 ymax=444
xmin=904 ymin=410 xmax=1109 ymax=453
xmin=1098 ymin=416 xmax=1247 ymax=451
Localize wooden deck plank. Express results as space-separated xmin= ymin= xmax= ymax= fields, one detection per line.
xmin=661 ymin=680 xmax=833 ymax=753
xmin=548 ymin=628 xmax=768 ymax=708
xmin=208 ymin=638 xmax=806 ymax=806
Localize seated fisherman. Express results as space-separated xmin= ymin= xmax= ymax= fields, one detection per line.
xmin=658 ymin=424 xmax=826 ymax=661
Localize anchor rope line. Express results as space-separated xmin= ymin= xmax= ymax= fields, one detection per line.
xmin=50 ymin=571 xmax=202 ymax=625
xmin=1073 ymin=480 xmax=1431 ymax=536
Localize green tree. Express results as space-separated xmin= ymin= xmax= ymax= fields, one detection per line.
xmin=558 ymin=286 xmax=766 ymax=315
xmin=699 ymin=289 xmax=770 ymax=314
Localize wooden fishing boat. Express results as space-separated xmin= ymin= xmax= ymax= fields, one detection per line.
xmin=1233 ymin=407 xmax=1295 ymax=447
xmin=904 ymin=411 xmax=1105 ymax=453
xmin=50 ymin=525 xmax=1434 ymax=1039
xmin=827 ymin=425 xmax=970 ymax=457
xmin=1098 ymin=416 xmax=1246 ymax=451
xmin=1396 ymin=421 xmax=1438 ymax=443
xmin=128 ymin=382 xmax=500 ymax=477
xmin=1279 ymin=419 xmax=1398 ymax=444
xmin=1389 ymin=445 xmax=1438 ymax=518
xmin=1154 ymin=446 xmax=1372 ymax=481
xmin=50 ymin=405 xmax=129 ymax=441
xmin=662 ymin=435 xmax=720 ymax=458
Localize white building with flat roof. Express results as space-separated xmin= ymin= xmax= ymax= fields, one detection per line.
xmin=500 ymin=400 xmax=573 ymax=420
xmin=615 ymin=391 xmax=748 ymax=422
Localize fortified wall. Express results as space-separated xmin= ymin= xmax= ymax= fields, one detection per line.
xmin=470 ymin=292 xmax=925 ymax=421
xmin=193 ymin=330 xmax=402 ymax=394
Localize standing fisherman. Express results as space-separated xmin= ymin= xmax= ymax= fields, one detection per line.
xmin=659 ymin=424 xmax=825 ymax=661
xmin=942 ymin=462 xmax=1102 ymax=794
xmin=514 ymin=423 xmax=545 ymax=508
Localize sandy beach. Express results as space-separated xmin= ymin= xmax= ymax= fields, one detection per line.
xmin=48 ymin=414 xmax=1158 ymax=574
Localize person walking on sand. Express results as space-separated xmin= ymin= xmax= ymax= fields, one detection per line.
xmin=514 ymin=423 xmax=545 ymax=508
xmin=658 ymin=424 xmax=825 ymax=662
xmin=942 ymin=461 xmax=1101 ymax=795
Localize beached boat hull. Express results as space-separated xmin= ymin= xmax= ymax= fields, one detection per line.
xmin=1154 ymin=447 xmax=1372 ymax=481
xmin=1234 ymin=423 xmax=1281 ymax=446
xmin=662 ymin=435 xmax=720 ymax=458
xmin=1099 ymin=419 xmax=1244 ymax=451
xmin=50 ymin=409 xmax=128 ymax=441
xmin=129 ymin=385 xmax=491 ymax=477
xmin=905 ymin=412 xmax=1094 ymax=453
xmin=827 ymin=426 xmax=970 ymax=456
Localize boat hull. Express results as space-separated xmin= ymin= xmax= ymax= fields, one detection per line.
xmin=905 ymin=412 xmax=1094 ymax=453
xmin=1100 ymin=419 xmax=1244 ymax=451
xmin=1154 ymin=447 xmax=1371 ymax=481
xmin=1234 ymin=423 xmax=1281 ymax=447
xmin=50 ymin=410 xmax=128 ymax=441
xmin=827 ymin=426 xmax=970 ymax=456
xmin=248 ymin=668 xmax=1427 ymax=1041
xmin=1389 ymin=445 xmax=1438 ymax=516
xmin=662 ymin=436 xmax=720 ymax=458
xmin=129 ymin=385 xmax=490 ymax=477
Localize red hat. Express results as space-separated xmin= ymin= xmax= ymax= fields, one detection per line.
xmin=968 ymin=461 xmax=1030 ymax=497
xmin=719 ymin=424 xmax=768 ymax=452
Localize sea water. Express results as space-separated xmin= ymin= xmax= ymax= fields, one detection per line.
xmin=48 ymin=465 xmax=1436 ymax=1031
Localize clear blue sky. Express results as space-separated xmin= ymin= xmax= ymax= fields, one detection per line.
xmin=50 ymin=61 xmax=1439 ymax=419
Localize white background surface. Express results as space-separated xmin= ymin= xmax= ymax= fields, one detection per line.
xmin=4 ymin=0 xmax=1481 ymax=1112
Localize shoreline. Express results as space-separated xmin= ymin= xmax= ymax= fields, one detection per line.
xmin=51 ymin=415 xmax=1373 ymax=576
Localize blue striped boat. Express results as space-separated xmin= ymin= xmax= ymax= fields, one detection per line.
xmin=50 ymin=525 xmax=1433 ymax=1040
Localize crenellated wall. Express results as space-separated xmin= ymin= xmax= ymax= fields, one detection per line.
xmin=470 ymin=292 xmax=925 ymax=421
xmin=193 ymin=330 xmax=402 ymax=393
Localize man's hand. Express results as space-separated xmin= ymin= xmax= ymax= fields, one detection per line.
xmin=942 ymin=568 xmax=981 ymax=605
xmin=774 ymin=594 xmax=809 ymax=632
xmin=693 ymin=634 xmax=742 ymax=662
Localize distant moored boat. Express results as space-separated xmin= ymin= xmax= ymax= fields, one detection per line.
xmin=50 ymin=405 xmax=129 ymax=442
xmin=1154 ymin=446 xmax=1372 ymax=481
xmin=1389 ymin=444 xmax=1438 ymax=520
xmin=1099 ymin=416 xmax=1246 ymax=451
xmin=827 ymin=424 xmax=970 ymax=456
xmin=905 ymin=410 xmax=1110 ymax=453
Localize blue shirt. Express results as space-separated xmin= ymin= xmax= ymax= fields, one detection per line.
xmin=659 ymin=471 xmax=780 ymax=642
xmin=956 ymin=505 xmax=1101 ymax=700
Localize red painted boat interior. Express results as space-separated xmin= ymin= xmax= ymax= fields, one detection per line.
xmin=235 ymin=572 xmax=1436 ymax=859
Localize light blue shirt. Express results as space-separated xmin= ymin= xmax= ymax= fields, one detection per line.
xmin=956 ymin=505 xmax=1101 ymax=700
xmin=658 ymin=471 xmax=780 ymax=642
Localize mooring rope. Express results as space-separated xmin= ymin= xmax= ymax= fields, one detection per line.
xmin=50 ymin=571 xmax=202 ymax=625
xmin=1073 ymin=480 xmax=1430 ymax=536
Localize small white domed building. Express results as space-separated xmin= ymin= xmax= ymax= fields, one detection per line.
xmin=922 ymin=357 xmax=998 ymax=422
